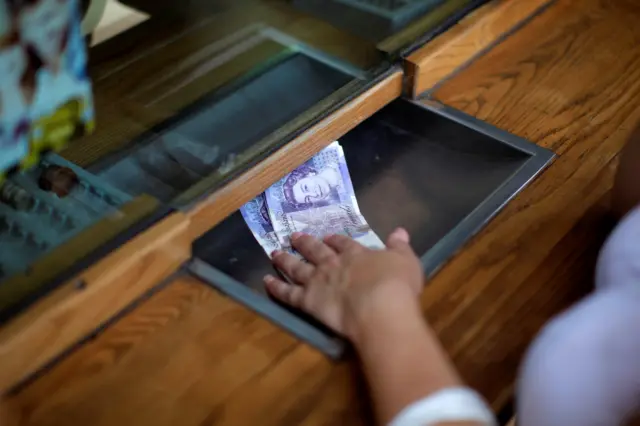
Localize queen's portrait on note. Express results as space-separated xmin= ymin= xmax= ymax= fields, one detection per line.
xmin=282 ymin=163 xmax=343 ymax=212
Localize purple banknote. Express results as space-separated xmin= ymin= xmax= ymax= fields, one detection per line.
xmin=264 ymin=141 xmax=383 ymax=250
xmin=240 ymin=192 xmax=282 ymax=256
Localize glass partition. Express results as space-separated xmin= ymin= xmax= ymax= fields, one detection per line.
xmin=0 ymin=0 xmax=485 ymax=320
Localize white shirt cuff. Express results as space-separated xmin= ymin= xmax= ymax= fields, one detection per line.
xmin=389 ymin=387 xmax=497 ymax=426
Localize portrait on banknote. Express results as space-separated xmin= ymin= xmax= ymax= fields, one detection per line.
xmin=264 ymin=142 xmax=385 ymax=249
xmin=280 ymin=161 xmax=342 ymax=212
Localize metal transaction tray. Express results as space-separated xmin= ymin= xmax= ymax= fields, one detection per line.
xmin=189 ymin=98 xmax=555 ymax=358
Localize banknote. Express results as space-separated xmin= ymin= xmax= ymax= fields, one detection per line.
xmin=264 ymin=141 xmax=384 ymax=251
xmin=240 ymin=193 xmax=282 ymax=256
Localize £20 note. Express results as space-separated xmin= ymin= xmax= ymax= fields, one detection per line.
xmin=264 ymin=141 xmax=384 ymax=251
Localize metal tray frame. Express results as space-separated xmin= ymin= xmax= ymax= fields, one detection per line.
xmin=413 ymin=99 xmax=554 ymax=274
xmin=188 ymin=98 xmax=555 ymax=358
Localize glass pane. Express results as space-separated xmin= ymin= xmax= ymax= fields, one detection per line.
xmin=90 ymin=52 xmax=355 ymax=203
xmin=0 ymin=0 xmax=485 ymax=318
xmin=74 ymin=0 xmax=484 ymax=205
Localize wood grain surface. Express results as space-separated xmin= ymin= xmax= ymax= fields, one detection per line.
xmin=5 ymin=0 xmax=640 ymax=424
xmin=1 ymin=276 xmax=372 ymax=426
xmin=404 ymin=0 xmax=555 ymax=98
xmin=425 ymin=0 xmax=640 ymax=408
xmin=0 ymin=212 xmax=191 ymax=393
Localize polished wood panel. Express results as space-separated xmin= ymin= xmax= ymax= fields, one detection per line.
xmin=2 ymin=276 xmax=370 ymax=426
xmin=0 ymin=212 xmax=191 ymax=393
xmin=404 ymin=0 xmax=554 ymax=98
xmin=5 ymin=0 xmax=640 ymax=424
xmin=185 ymin=70 xmax=404 ymax=240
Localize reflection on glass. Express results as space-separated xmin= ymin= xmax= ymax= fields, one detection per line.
xmin=92 ymin=52 xmax=354 ymax=202
xmin=68 ymin=0 xmax=482 ymax=206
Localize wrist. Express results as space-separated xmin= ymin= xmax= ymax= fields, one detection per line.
xmin=345 ymin=283 xmax=466 ymax=424
xmin=345 ymin=281 xmax=422 ymax=348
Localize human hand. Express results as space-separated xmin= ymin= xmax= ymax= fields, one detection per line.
xmin=263 ymin=228 xmax=424 ymax=342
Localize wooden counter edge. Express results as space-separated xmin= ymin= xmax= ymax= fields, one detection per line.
xmin=186 ymin=69 xmax=404 ymax=239
xmin=404 ymin=0 xmax=556 ymax=98
xmin=0 ymin=211 xmax=191 ymax=393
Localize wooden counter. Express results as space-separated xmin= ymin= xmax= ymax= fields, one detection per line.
xmin=4 ymin=0 xmax=639 ymax=424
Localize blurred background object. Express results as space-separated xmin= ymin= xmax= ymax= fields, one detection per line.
xmin=80 ymin=0 xmax=108 ymax=35
xmin=83 ymin=0 xmax=149 ymax=45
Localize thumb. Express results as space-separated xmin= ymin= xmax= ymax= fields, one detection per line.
xmin=386 ymin=227 xmax=412 ymax=253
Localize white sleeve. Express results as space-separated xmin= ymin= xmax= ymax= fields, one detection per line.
xmin=389 ymin=387 xmax=497 ymax=426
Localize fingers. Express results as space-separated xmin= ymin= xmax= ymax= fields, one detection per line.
xmin=264 ymin=275 xmax=305 ymax=308
xmin=271 ymin=250 xmax=315 ymax=284
xmin=291 ymin=233 xmax=337 ymax=265
xmin=323 ymin=234 xmax=364 ymax=254
xmin=386 ymin=227 xmax=413 ymax=254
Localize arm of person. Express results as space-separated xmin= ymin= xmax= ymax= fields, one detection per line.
xmin=612 ymin=124 xmax=640 ymax=218
xmin=264 ymin=229 xmax=494 ymax=426
xmin=353 ymin=285 xmax=484 ymax=426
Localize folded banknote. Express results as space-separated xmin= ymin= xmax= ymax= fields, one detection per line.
xmin=240 ymin=141 xmax=383 ymax=257
xmin=240 ymin=192 xmax=283 ymax=255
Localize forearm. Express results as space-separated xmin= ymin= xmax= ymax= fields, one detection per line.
xmin=612 ymin=124 xmax=640 ymax=218
xmin=351 ymin=284 xmax=483 ymax=425
xmin=267 ymin=230 xmax=491 ymax=424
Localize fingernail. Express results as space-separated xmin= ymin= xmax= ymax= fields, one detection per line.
xmin=291 ymin=232 xmax=303 ymax=241
xmin=263 ymin=274 xmax=275 ymax=283
xmin=393 ymin=227 xmax=409 ymax=241
xmin=271 ymin=250 xmax=281 ymax=257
